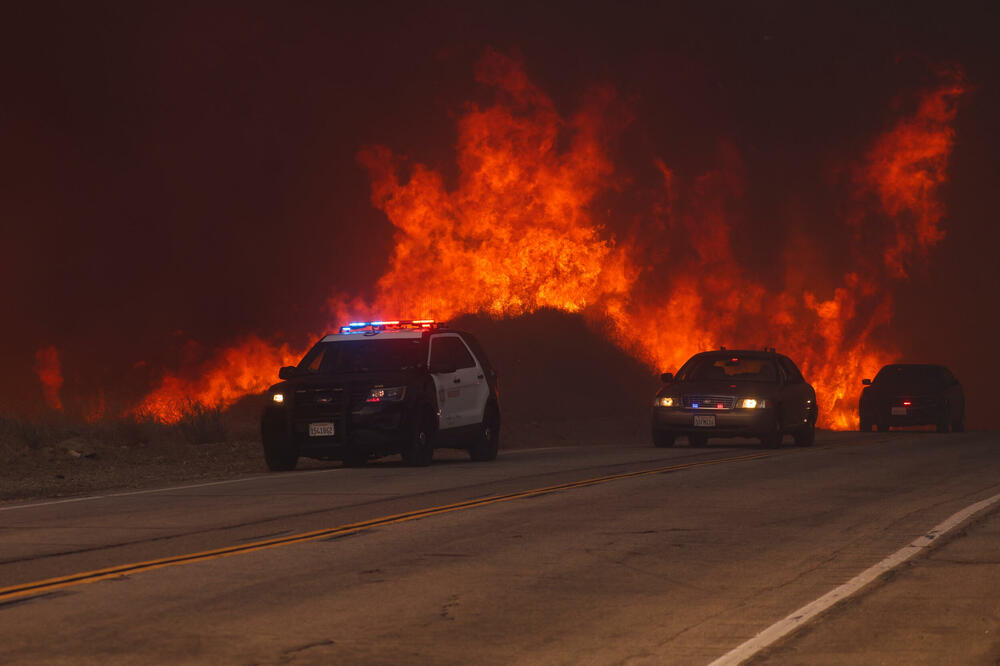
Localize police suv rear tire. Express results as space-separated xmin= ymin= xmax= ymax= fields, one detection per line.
xmin=469 ymin=405 xmax=500 ymax=462
xmin=402 ymin=417 xmax=434 ymax=467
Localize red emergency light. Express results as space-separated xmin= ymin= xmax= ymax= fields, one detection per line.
xmin=338 ymin=319 xmax=442 ymax=334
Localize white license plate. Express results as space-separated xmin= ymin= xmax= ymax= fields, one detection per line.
xmin=891 ymin=407 xmax=907 ymax=416
xmin=693 ymin=415 xmax=716 ymax=427
xmin=308 ymin=422 xmax=335 ymax=437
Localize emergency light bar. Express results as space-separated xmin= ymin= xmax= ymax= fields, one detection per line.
xmin=338 ymin=319 xmax=443 ymax=334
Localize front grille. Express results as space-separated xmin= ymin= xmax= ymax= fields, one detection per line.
xmin=350 ymin=385 xmax=368 ymax=404
xmin=292 ymin=386 xmax=350 ymax=421
xmin=683 ymin=395 xmax=736 ymax=409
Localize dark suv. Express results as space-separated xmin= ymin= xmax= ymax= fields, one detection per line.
xmin=651 ymin=349 xmax=818 ymax=448
xmin=261 ymin=320 xmax=500 ymax=470
xmin=859 ymin=364 xmax=964 ymax=433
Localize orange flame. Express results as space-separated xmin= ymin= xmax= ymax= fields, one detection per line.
xmin=34 ymin=345 xmax=64 ymax=411
xmin=136 ymin=336 xmax=303 ymax=422
xmin=134 ymin=53 xmax=964 ymax=429
xmin=347 ymin=52 xmax=633 ymax=321
xmin=860 ymin=66 xmax=967 ymax=278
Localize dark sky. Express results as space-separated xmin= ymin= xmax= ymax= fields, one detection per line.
xmin=2 ymin=2 xmax=998 ymax=420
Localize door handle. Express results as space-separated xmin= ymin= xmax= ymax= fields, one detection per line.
xmin=477 ymin=374 xmax=484 ymax=379
xmin=453 ymin=378 xmax=461 ymax=384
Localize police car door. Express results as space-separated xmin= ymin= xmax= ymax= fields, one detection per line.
xmin=428 ymin=334 xmax=485 ymax=429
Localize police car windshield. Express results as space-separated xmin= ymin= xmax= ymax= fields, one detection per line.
xmin=298 ymin=339 xmax=424 ymax=374
xmin=679 ymin=356 xmax=778 ymax=382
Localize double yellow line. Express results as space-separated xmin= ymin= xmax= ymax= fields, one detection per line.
xmin=0 ymin=451 xmax=774 ymax=603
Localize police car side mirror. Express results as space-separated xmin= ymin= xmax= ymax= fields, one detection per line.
xmin=429 ymin=363 xmax=457 ymax=375
xmin=862 ymin=378 xmax=872 ymax=385
xmin=660 ymin=372 xmax=674 ymax=383
xmin=278 ymin=366 xmax=298 ymax=380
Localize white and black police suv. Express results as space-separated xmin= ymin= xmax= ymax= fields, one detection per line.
xmin=261 ymin=320 xmax=500 ymax=470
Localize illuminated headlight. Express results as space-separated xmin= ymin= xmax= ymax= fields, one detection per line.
xmin=272 ymin=393 xmax=284 ymax=404
xmin=366 ymin=386 xmax=406 ymax=403
xmin=655 ymin=397 xmax=674 ymax=407
xmin=738 ymin=398 xmax=766 ymax=409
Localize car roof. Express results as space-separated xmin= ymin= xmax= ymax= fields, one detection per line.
xmin=692 ymin=349 xmax=782 ymax=359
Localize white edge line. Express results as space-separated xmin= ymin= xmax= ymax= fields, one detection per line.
xmin=708 ymin=491 xmax=1000 ymax=666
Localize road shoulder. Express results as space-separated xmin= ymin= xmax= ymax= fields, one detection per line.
xmin=752 ymin=500 xmax=1000 ymax=665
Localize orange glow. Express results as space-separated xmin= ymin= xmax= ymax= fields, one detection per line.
xmin=133 ymin=54 xmax=964 ymax=429
xmin=84 ymin=389 xmax=106 ymax=424
xmin=859 ymin=67 xmax=967 ymax=278
xmin=135 ymin=336 xmax=303 ymax=422
xmin=344 ymin=50 xmax=634 ymax=323
xmin=34 ymin=346 xmax=63 ymax=411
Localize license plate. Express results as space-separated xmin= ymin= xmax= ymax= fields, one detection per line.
xmin=891 ymin=407 xmax=907 ymax=416
xmin=693 ymin=415 xmax=716 ymax=427
xmin=308 ymin=422 xmax=335 ymax=437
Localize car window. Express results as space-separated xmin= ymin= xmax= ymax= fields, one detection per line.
xmin=297 ymin=339 xmax=425 ymax=374
xmin=680 ymin=356 xmax=778 ymax=382
xmin=777 ymin=356 xmax=805 ymax=384
xmin=874 ymin=365 xmax=944 ymax=386
xmin=460 ymin=333 xmax=494 ymax=377
xmin=430 ymin=336 xmax=476 ymax=370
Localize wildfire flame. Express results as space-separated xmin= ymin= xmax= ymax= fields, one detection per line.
xmin=34 ymin=345 xmax=64 ymax=412
xmin=136 ymin=335 xmax=303 ymax=423
xmin=134 ymin=52 xmax=965 ymax=430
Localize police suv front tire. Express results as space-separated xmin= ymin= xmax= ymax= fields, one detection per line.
xmin=262 ymin=435 xmax=298 ymax=472
xmin=402 ymin=414 xmax=434 ymax=467
xmin=469 ymin=405 xmax=500 ymax=461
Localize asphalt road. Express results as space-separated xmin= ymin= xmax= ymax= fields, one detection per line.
xmin=1 ymin=430 xmax=998 ymax=665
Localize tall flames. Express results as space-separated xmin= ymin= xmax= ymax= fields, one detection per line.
xmin=34 ymin=346 xmax=64 ymax=411
xmin=125 ymin=51 xmax=965 ymax=429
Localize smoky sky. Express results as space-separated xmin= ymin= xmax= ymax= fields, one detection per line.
xmin=2 ymin=1 xmax=999 ymax=418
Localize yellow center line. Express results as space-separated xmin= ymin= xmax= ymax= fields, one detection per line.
xmin=0 ymin=450 xmax=775 ymax=603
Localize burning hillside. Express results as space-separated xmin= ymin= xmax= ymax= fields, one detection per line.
xmin=55 ymin=51 xmax=963 ymax=430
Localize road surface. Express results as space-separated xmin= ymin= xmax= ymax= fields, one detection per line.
xmin=1 ymin=430 xmax=998 ymax=664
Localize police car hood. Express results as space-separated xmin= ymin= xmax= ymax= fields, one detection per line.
xmin=270 ymin=369 xmax=420 ymax=392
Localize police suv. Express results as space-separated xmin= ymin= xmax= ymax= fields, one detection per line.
xmin=261 ymin=320 xmax=500 ymax=469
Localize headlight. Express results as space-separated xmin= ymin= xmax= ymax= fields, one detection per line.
xmin=655 ymin=396 xmax=674 ymax=407
xmin=738 ymin=398 xmax=766 ymax=409
xmin=272 ymin=393 xmax=284 ymax=404
xmin=366 ymin=386 xmax=406 ymax=403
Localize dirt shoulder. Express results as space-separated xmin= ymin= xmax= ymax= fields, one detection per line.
xmin=0 ymin=414 xmax=649 ymax=504
xmin=752 ymin=501 xmax=1000 ymax=665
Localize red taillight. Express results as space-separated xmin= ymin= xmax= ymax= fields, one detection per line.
xmin=902 ymin=400 xmax=912 ymax=407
